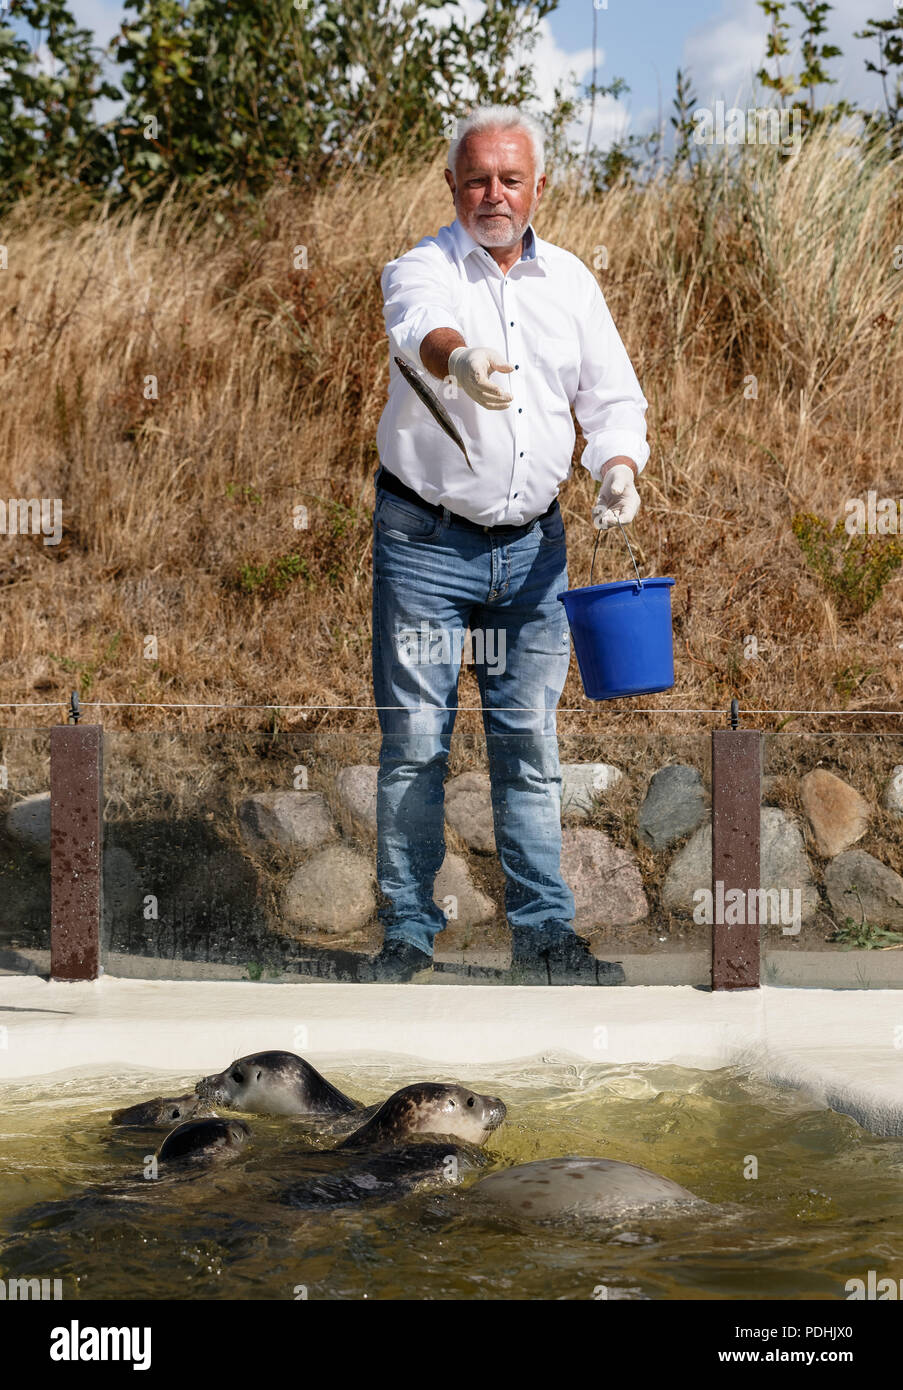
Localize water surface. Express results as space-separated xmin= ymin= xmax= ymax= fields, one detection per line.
xmin=1 ymin=1058 xmax=900 ymax=1300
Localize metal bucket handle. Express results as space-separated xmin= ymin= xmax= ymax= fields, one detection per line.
xmin=590 ymin=515 xmax=644 ymax=588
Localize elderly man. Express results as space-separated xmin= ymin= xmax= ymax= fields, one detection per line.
xmin=369 ymin=104 xmax=649 ymax=984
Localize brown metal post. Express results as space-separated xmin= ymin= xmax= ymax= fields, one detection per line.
xmin=711 ymin=727 xmax=762 ymax=990
xmin=50 ymin=724 xmax=103 ymax=980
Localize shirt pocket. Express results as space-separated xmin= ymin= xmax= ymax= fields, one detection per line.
xmin=531 ymin=336 xmax=580 ymax=394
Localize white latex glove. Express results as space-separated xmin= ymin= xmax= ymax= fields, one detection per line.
xmin=447 ymin=345 xmax=514 ymax=410
xmin=592 ymin=464 xmax=641 ymax=529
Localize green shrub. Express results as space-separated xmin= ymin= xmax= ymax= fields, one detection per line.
xmin=791 ymin=512 xmax=903 ymax=618
xmin=236 ymin=552 xmax=313 ymax=597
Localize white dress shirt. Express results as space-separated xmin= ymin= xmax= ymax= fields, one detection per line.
xmin=376 ymin=216 xmax=649 ymax=527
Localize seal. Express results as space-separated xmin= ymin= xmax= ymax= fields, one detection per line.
xmin=468 ymin=1156 xmax=703 ymax=1221
xmin=110 ymin=1094 xmax=210 ymax=1128
xmin=279 ymin=1083 xmax=506 ymax=1210
xmin=338 ymin=1081 xmax=507 ymax=1150
xmin=156 ymin=1118 xmax=251 ymax=1164
xmin=195 ymin=1051 xmax=362 ymax=1117
xmin=280 ymin=1141 xmax=488 ymax=1210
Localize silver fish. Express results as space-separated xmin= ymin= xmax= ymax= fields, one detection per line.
xmin=393 ymin=354 xmax=474 ymax=470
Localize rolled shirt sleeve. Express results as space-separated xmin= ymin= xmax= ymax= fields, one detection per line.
xmin=574 ymin=271 xmax=650 ymax=479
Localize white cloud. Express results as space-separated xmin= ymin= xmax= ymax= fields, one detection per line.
xmin=524 ymin=14 xmax=628 ymax=155
xmin=684 ymin=0 xmax=896 ymax=112
xmin=420 ymin=0 xmax=636 ymax=158
xmin=684 ymin=7 xmax=766 ymax=107
xmin=511 ymin=14 xmax=597 ymax=111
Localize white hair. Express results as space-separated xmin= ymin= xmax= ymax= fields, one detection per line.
xmin=447 ymin=105 xmax=546 ymax=181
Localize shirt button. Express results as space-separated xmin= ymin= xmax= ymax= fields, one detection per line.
xmin=518 ymin=407 xmax=523 ymax=414
xmin=515 ymin=364 xmax=519 ymax=370
xmin=509 ymin=320 xmax=514 ymax=326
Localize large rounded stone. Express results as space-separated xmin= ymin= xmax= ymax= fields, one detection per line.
xmin=433 ymin=852 xmax=496 ymax=928
xmin=800 ymin=769 xmax=869 ymax=857
xmin=560 ymin=827 xmax=648 ymax=933
xmin=281 ymin=845 xmax=376 ymax=936
xmin=882 ymin=766 xmax=903 ymax=816
xmin=335 ymin=765 xmax=378 ymax=834
xmin=445 ymin=772 xmax=495 ymax=853
xmin=661 ymin=824 xmax=710 ymax=912
xmin=824 ymin=850 xmax=903 ymax=930
xmin=238 ymin=790 xmax=336 ymax=856
xmin=637 ymin=764 xmax=708 ymax=850
xmin=759 ymin=809 xmax=819 ymax=909
xmin=4 ymin=792 xmax=51 ymax=861
xmin=560 ymin=763 xmax=622 ymax=820
xmin=662 ymin=808 xmax=819 ymax=922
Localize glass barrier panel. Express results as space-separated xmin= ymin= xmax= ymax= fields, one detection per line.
xmin=0 ymin=729 xmax=52 ymax=973
xmin=97 ymin=724 xmax=713 ymax=985
xmin=760 ymin=731 xmax=903 ymax=987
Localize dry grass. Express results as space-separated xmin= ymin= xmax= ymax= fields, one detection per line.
xmin=1 ymin=126 xmax=902 ymax=778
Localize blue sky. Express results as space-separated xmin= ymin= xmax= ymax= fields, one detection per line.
xmin=7 ymin=0 xmax=897 ymax=149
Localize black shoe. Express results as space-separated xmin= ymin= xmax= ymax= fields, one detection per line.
xmin=510 ymin=932 xmax=625 ymax=986
xmin=367 ymin=939 xmax=433 ymax=983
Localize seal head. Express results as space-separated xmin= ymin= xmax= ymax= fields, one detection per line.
xmin=339 ymin=1082 xmax=506 ymax=1150
xmin=111 ymin=1094 xmax=209 ymax=1127
xmin=156 ymin=1118 xmax=251 ymax=1164
xmin=195 ymin=1051 xmax=360 ymax=1117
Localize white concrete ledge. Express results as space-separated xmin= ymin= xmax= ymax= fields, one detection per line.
xmin=1 ymin=976 xmax=901 ymax=1135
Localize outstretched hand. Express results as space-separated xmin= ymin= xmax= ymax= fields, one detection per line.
xmin=447 ymin=346 xmax=514 ymax=410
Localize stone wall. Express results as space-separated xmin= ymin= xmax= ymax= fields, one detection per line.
xmin=3 ymin=742 xmax=903 ymax=971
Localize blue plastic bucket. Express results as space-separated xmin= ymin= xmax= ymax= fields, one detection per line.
xmin=557 ymin=523 xmax=675 ymax=700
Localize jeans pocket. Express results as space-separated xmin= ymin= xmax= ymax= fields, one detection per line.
xmin=375 ymin=493 xmax=442 ymax=542
xmin=536 ymin=507 xmax=566 ymax=546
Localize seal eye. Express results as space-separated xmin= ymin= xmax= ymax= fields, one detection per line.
xmin=466 ymin=1097 xmax=475 ymax=1107
xmin=171 ymin=1108 xmax=181 ymax=1119
xmin=231 ymin=1069 xmax=243 ymax=1082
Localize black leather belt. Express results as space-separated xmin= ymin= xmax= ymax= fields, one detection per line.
xmin=375 ymin=466 xmax=557 ymax=536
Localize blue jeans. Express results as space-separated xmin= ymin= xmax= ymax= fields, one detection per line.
xmin=371 ymin=477 xmax=576 ymax=956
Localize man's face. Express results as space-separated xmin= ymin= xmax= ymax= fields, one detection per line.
xmin=445 ymin=127 xmax=545 ymax=249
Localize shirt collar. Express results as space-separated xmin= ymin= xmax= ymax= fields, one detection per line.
xmin=451 ymin=217 xmax=545 ymax=271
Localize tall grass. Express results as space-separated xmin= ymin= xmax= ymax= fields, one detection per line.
xmin=1 ymin=126 xmax=901 ymax=747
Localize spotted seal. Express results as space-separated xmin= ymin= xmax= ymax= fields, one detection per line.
xmin=156 ymin=1118 xmax=251 ymax=1164
xmin=195 ymin=1051 xmax=362 ymax=1118
xmin=337 ymin=1082 xmax=506 ymax=1151
xmin=111 ymin=1094 xmax=211 ymax=1128
xmin=280 ymin=1083 xmax=507 ymax=1209
xmin=468 ymin=1156 xmax=703 ymax=1221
